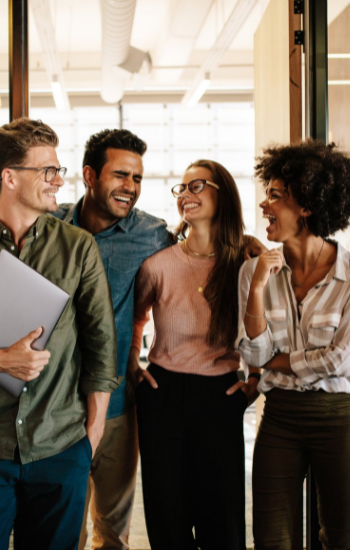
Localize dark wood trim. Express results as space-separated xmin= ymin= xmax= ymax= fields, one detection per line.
xmin=8 ymin=0 xmax=29 ymax=121
xmin=305 ymin=0 xmax=328 ymax=141
xmin=289 ymin=0 xmax=302 ymax=143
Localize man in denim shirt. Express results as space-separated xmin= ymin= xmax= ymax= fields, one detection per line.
xmin=54 ymin=129 xmax=174 ymax=550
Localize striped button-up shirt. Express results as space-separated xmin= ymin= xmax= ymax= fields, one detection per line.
xmin=236 ymin=242 xmax=350 ymax=394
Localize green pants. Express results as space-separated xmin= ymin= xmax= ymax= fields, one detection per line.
xmin=253 ymin=388 xmax=350 ymax=550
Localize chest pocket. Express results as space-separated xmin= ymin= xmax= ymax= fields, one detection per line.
xmin=265 ymin=307 xmax=289 ymax=353
xmin=307 ymin=311 xmax=341 ymax=348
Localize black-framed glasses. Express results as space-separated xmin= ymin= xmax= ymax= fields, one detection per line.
xmin=8 ymin=166 xmax=67 ymax=183
xmin=171 ymin=179 xmax=220 ymax=198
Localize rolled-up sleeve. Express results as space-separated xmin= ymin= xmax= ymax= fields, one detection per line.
xmin=75 ymin=236 xmax=120 ymax=394
xmin=235 ymin=258 xmax=274 ymax=367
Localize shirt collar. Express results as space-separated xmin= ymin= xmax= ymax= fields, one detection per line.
xmin=70 ymin=198 xmax=137 ymax=235
xmin=280 ymin=241 xmax=350 ymax=284
xmin=0 ymin=214 xmax=47 ymax=241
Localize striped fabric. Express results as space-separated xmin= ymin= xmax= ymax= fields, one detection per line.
xmin=236 ymin=242 xmax=350 ymax=393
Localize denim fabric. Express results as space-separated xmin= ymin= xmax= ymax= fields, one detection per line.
xmin=54 ymin=200 xmax=173 ymax=418
xmin=0 ymin=436 xmax=92 ymax=550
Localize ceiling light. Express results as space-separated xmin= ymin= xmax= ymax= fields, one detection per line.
xmin=51 ymin=76 xmax=69 ymax=111
xmin=328 ymin=54 xmax=350 ymax=59
xmin=183 ymin=73 xmax=211 ymax=108
xmin=328 ymin=80 xmax=350 ymax=85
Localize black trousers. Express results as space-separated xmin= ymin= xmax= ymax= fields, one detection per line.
xmin=136 ymin=364 xmax=248 ymax=550
xmin=253 ymin=388 xmax=350 ymax=550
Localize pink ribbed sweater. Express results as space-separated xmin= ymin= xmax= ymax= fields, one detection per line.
xmin=132 ymin=243 xmax=240 ymax=375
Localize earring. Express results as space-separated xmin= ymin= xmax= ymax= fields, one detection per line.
xmin=301 ymin=216 xmax=307 ymax=230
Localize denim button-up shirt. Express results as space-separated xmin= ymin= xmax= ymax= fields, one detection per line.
xmin=54 ymin=200 xmax=173 ymax=418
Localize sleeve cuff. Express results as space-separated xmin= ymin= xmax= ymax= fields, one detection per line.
xmin=80 ymin=375 xmax=123 ymax=396
xmin=236 ymin=325 xmax=274 ymax=367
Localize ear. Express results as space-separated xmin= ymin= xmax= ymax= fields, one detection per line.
xmin=83 ymin=165 xmax=97 ymax=189
xmin=0 ymin=168 xmax=17 ymax=191
xmin=301 ymin=207 xmax=312 ymax=218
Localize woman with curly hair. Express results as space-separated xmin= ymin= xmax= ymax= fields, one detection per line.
xmin=236 ymin=140 xmax=350 ymax=550
xmin=128 ymin=159 xmax=262 ymax=550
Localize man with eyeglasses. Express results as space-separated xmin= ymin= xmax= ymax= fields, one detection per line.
xmin=54 ymin=128 xmax=264 ymax=550
xmin=0 ymin=118 xmax=118 ymax=550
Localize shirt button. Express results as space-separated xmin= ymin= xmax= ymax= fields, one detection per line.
xmin=22 ymin=387 xmax=27 ymax=392
xmin=3 ymin=229 xmax=7 ymax=234
xmin=17 ymin=419 xmax=23 ymax=425
xmin=10 ymin=245 xmax=15 ymax=251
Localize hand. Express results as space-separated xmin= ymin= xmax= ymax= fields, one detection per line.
xmin=86 ymin=392 xmax=110 ymax=457
xmin=251 ymin=249 xmax=283 ymax=290
xmin=86 ymin=424 xmax=103 ymax=457
xmin=0 ymin=327 xmax=50 ymax=381
xmin=243 ymin=235 xmax=268 ymax=260
xmin=127 ymin=350 xmax=158 ymax=390
xmin=226 ymin=376 xmax=260 ymax=406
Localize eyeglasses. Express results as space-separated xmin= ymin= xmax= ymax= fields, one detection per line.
xmin=8 ymin=166 xmax=68 ymax=183
xmin=171 ymin=179 xmax=220 ymax=198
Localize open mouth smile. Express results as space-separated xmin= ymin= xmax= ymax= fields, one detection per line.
xmin=112 ymin=195 xmax=133 ymax=205
xmin=183 ymin=202 xmax=200 ymax=212
xmin=263 ymin=213 xmax=276 ymax=224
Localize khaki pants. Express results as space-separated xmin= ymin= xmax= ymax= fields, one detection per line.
xmin=79 ymin=407 xmax=139 ymax=550
xmin=253 ymin=388 xmax=350 ymax=550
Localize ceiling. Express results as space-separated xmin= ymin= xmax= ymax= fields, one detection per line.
xmin=0 ymin=0 xmax=349 ymax=108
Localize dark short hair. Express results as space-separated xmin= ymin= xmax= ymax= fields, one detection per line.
xmin=255 ymin=139 xmax=350 ymax=237
xmin=0 ymin=118 xmax=58 ymax=187
xmin=82 ymin=129 xmax=147 ymax=178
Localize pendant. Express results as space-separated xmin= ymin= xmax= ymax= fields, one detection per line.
xmin=198 ymin=286 xmax=203 ymax=293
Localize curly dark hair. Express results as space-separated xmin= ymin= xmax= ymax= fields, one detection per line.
xmin=255 ymin=140 xmax=350 ymax=238
xmin=83 ymin=129 xmax=147 ymax=178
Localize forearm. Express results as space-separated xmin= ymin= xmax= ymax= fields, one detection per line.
xmin=244 ymin=285 xmax=267 ymax=339
xmin=263 ymin=353 xmax=294 ymax=375
xmin=86 ymin=391 xmax=110 ymax=454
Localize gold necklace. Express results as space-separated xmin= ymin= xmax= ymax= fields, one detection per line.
xmin=183 ymin=242 xmax=207 ymax=293
xmin=291 ymin=239 xmax=325 ymax=288
xmin=184 ymin=239 xmax=217 ymax=258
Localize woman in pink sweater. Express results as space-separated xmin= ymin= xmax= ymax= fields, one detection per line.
xmin=128 ymin=160 xmax=260 ymax=550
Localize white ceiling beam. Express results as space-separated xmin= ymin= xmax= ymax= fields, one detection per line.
xmin=182 ymin=0 xmax=260 ymax=107
xmin=30 ymin=0 xmax=70 ymax=111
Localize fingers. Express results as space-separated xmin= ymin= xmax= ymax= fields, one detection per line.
xmin=23 ymin=327 xmax=44 ymax=345
xmin=226 ymin=380 xmax=245 ymax=395
xmin=142 ymin=370 xmax=158 ymax=389
xmin=244 ymin=248 xmax=251 ymax=261
xmin=11 ymin=362 xmax=47 ymax=381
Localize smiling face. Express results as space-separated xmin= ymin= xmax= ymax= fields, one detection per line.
xmin=84 ymin=148 xmax=143 ymax=222
xmin=177 ymin=166 xmax=219 ymax=227
xmin=260 ymin=178 xmax=308 ymax=242
xmin=13 ymin=146 xmax=64 ymax=215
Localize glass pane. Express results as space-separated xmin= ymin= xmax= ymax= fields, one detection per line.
xmin=328 ymin=0 xmax=350 ymax=250
xmin=328 ymin=1 xmax=350 ymax=149
xmin=0 ymin=1 xmax=9 ymax=123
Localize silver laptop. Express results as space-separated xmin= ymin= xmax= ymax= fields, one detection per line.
xmin=0 ymin=249 xmax=70 ymax=397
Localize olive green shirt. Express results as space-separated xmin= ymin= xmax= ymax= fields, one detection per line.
xmin=0 ymin=215 xmax=119 ymax=464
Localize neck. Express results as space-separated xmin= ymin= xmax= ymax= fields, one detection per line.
xmin=0 ymin=201 xmax=38 ymax=249
xmin=79 ymin=194 xmax=119 ymax=235
xmin=283 ymin=234 xmax=325 ymax=271
xmin=186 ymin=225 xmax=217 ymax=257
